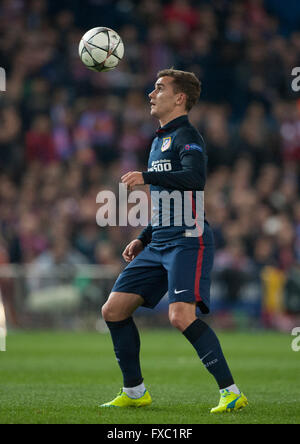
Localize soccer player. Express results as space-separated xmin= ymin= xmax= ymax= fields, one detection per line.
xmin=100 ymin=69 xmax=248 ymax=413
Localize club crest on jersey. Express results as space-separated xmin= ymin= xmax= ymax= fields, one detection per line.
xmin=161 ymin=137 xmax=172 ymax=152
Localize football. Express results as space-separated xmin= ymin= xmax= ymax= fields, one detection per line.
xmin=78 ymin=27 xmax=124 ymax=72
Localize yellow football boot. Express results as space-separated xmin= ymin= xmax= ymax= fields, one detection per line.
xmin=210 ymin=389 xmax=248 ymax=413
xmin=100 ymin=389 xmax=152 ymax=408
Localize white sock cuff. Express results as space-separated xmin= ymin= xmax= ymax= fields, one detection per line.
xmin=123 ymin=382 xmax=146 ymax=399
xmin=220 ymin=384 xmax=240 ymax=395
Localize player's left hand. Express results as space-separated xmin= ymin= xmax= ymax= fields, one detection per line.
xmin=121 ymin=171 xmax=145 ymax=188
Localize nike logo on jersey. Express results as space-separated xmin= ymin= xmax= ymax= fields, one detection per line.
xmin=174 ymin=289 xmax=188 ymax=294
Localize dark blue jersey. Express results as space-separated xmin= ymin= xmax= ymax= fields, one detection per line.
xmin=138 ymin=115 xmax=211 ymax=245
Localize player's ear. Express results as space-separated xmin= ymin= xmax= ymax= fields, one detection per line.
xmin=176 ymin=92 xmax=186 ymax=106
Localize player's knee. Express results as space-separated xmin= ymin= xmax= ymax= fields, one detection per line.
xmin=169 ymin=305 xmax=197 ymax=331
xmin=101 ymin=301 xmax=118 ymax=322
xmin=169 ymin=312 xmax=185 ymax=331
xmin=101 ymin=302 xmax=109 ymax=321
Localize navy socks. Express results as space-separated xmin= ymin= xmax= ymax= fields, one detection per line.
xmin=183 ymin=319 xmax=234 ymax=389
xmin=106 ymin=316 xmax=234 ymax=391
xmin=106 ymin=317 xmax=143 ymax=388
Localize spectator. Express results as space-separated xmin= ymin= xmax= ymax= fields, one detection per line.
xmin=0 ymin=105 xmax=21 ymax=170
xmin=25 ymin=114 xmax=58 ymax=164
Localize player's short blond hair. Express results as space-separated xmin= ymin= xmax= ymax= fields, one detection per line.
xmin=157 ymin=68 xmax=201 ymax=112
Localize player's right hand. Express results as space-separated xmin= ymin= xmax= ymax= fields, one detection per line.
xmin=122 ymin=239 xmax=144 ymax=262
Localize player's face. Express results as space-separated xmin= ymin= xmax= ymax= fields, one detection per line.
xmin=149 ymin=77 xmax=180 ymax=120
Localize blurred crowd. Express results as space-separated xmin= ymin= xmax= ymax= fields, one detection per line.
xmin=0 ymin=0 xmax=300 ymax=303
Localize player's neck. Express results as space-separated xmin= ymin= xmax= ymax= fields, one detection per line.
xmin=159 ymin=111 xmax=188 ymax=128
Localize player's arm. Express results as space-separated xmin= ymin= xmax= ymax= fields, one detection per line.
xmin=142 ymin=137 xmax=206 ymax=191
xmin=137 ymin=222 xmax=152 ymax=247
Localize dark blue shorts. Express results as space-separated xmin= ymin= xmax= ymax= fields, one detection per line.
xmin=111 ymin=237 xmax=214 ymax=314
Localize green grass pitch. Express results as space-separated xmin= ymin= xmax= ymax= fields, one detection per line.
xmin=0 ymin=328 xmax=299 ymax=424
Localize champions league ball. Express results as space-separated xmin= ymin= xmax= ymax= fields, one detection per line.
xmin=79 ymin=27 xmax=124 ymax=72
